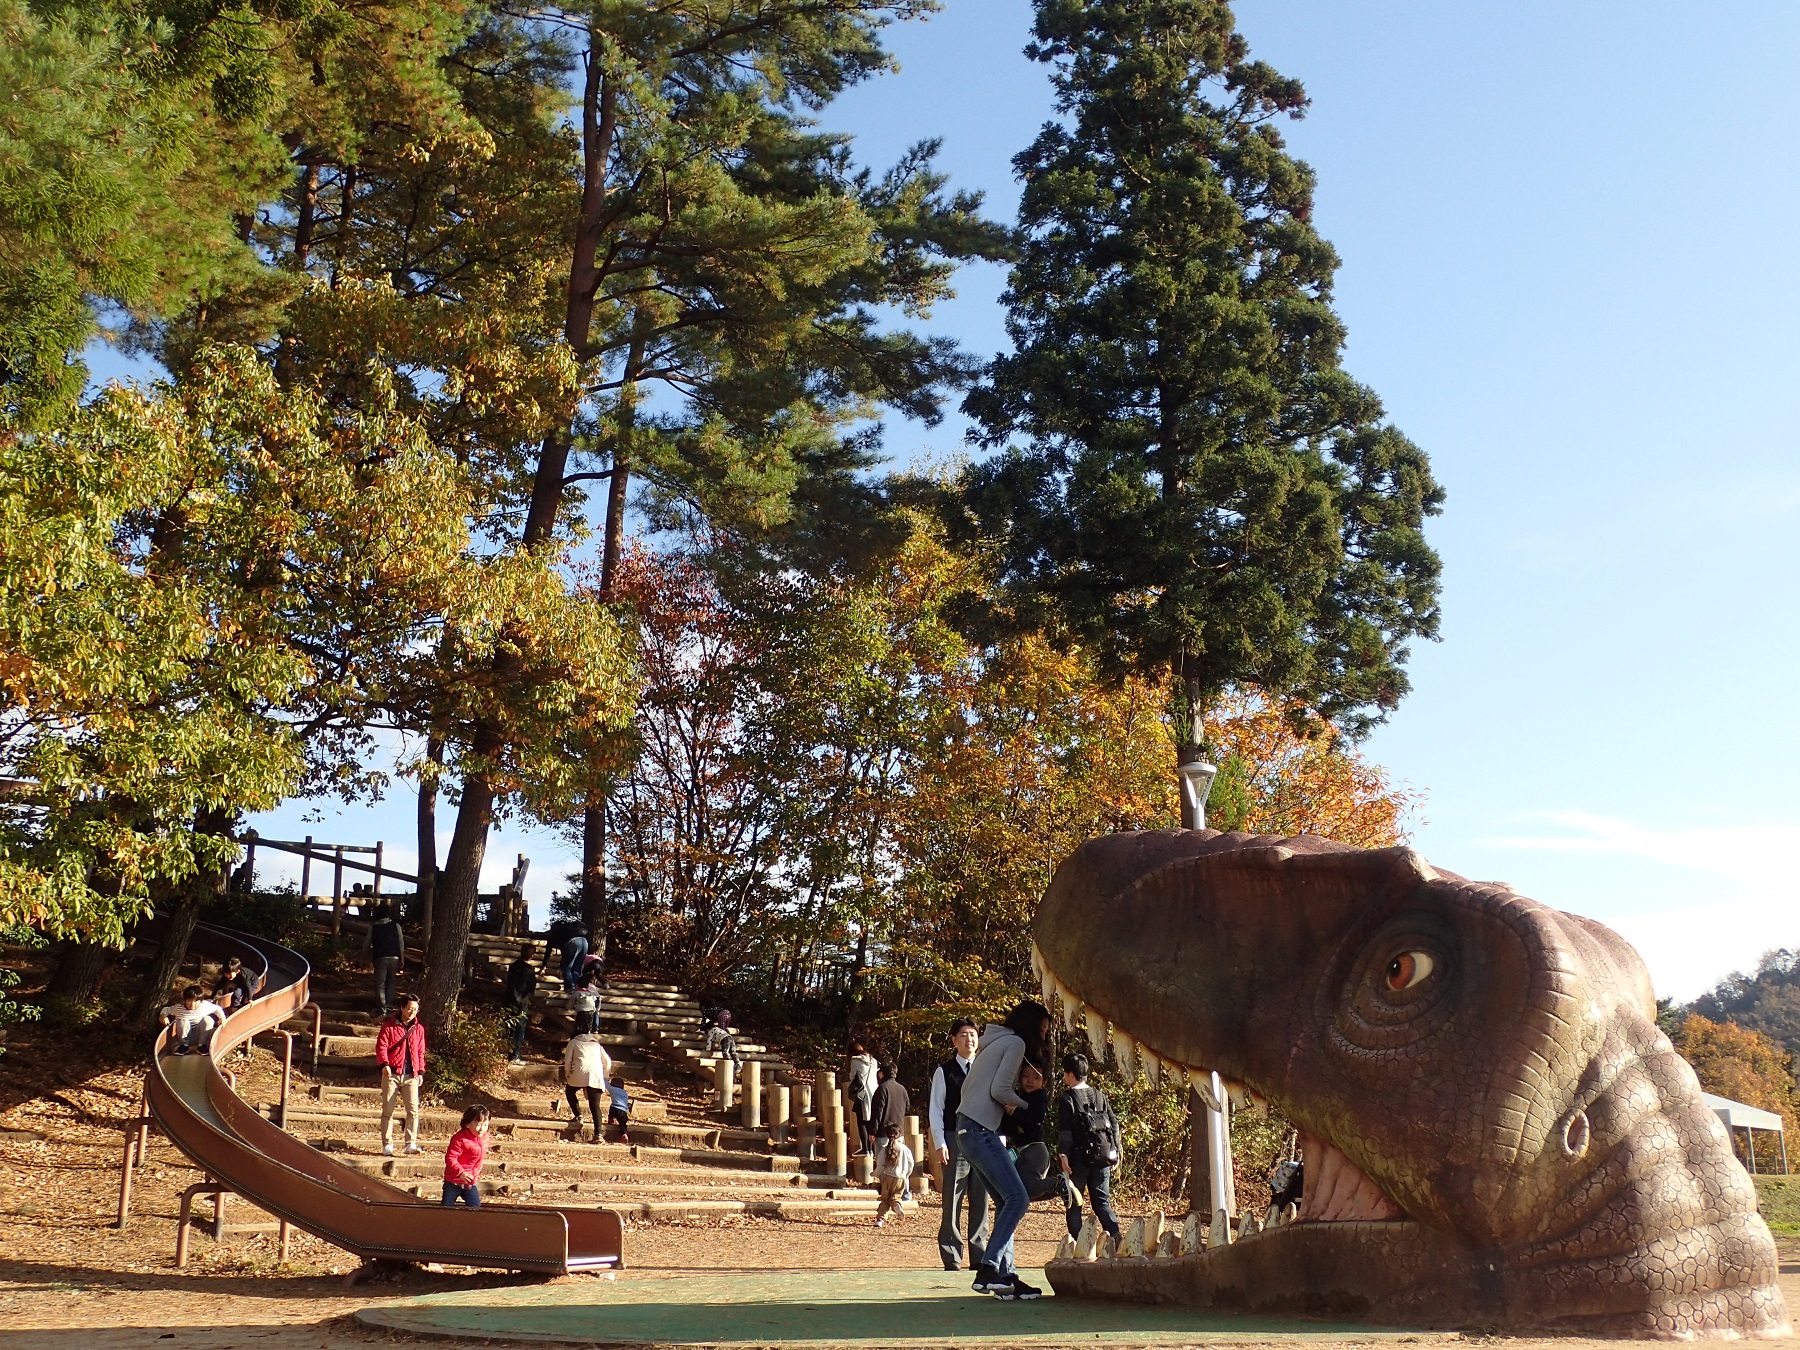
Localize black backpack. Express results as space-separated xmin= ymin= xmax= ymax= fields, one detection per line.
xmin=1063 ymin=1084 xmax=1121 ymax=1168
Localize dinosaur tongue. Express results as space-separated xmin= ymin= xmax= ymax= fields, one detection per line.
xmin=1298 ymin=1133 xmax=1405 ymax=1223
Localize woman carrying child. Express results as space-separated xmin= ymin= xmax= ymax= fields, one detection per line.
xmin=442 ymin=1105 xmax=491 ymax=1208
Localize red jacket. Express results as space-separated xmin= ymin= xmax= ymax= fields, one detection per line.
xmin=375 ymin=1016 xmax=427 ymax=1077
xmin=444 ymin=1127 xmax=487 ymax=1186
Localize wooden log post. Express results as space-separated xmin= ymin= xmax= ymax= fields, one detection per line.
xmin=714 ymin=1056 xmax=736 ymax=1112
xmin=769 ymin=1081 xmax=791 ymax=1145
xmin=842 ymin=1085 xmax=863 ymax=1156
xmin=816 ymin=1071 xmax=838 ymax=1135
xmin=825 ymin=1127 xmax=848 ymax=1179
xmin=299 ymin=835 xmax=313 ymax=912
xmin=331 ymin=846 xmax=345 ymax=936
xmin=740 ymin=1058 xmax=763 ymax=1131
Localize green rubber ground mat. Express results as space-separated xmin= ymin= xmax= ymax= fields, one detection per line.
xmin=357 ymin=1267 xmax=1412 ymax=1345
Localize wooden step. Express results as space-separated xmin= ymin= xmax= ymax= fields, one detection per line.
xmin=281 ymin=1111 xmax=736 ymax=1152
xmin=385 ymin=1182 xmax=875 ymax=1220
xmin=355 ymin=1157 xmax=848 ymax=1188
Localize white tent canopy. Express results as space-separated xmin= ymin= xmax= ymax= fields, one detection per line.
xmin=1703 ymin=1093 xmax=1784 ymax=1133
xmin=1703 ymin=1092 xmax=1787 ymax=1175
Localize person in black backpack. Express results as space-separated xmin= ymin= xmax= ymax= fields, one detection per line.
xmin=365 ymin=905 xmax=404 ymax=1016
xmin=1055 ymin=1052 xmax=1121 ymax=1245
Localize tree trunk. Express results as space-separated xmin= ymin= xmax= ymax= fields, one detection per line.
xmin=46 ymin=941 xmax=110 ymax=1003
xmin=419 ymin=28 xmax=623 ymax=1019
xmin=581 ymin=799 xmax=608 ymax=956
xmin=1185 ymin=1085 xmax=1210 ymax=1217
xmin=132 ymin=811 xmax=233 ymax=1026
xmin=578 ymin=325 xmax=644 ymax=967
xmin=419 ymin=769 xmax=495 ymax=1033
xmin=416 ymin=733 xmax=443 ymax=940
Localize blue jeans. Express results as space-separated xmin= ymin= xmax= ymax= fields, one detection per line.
xmin=441 ymin=1182 xmax=481 ymax=1208
xmin=561 ymin=937 xmax=587 ymax=989
xmin=1066 ymin=1161 xmax=1121 ymax=1241
xmin=957 ymin=1115 xmax=1029 ymax=1278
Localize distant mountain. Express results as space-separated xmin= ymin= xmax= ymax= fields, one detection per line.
xmin=1685 ymin=949 xmax=1800 ymax=1066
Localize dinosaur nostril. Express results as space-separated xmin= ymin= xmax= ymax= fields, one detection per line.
xmin=1561 ymin=1109 xmax=1590 ymax=1159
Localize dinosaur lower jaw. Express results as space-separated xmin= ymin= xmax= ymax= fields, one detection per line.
xmin=1299 ymin=1134 xmax=1405 ymax=1222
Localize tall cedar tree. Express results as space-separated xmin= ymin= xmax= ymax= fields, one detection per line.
xmin=960 ymin=0 xmax=1442 ymax=748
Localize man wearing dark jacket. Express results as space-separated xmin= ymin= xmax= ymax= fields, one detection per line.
xmin=366 ymin=905 xmax=404 ymax=1015
xmin=504 ymin=945 xmax=537 ymax=1065
xmin=870 ymin=1061 xmax=908 ymax=1146
xmin=1055 ymin=1052 xmax=1121 ymax=1244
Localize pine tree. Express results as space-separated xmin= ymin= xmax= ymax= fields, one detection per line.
xmin=961 ymin=0 xmax=1442 ymax=751
xmin=206 ymin=0 xmax=1009 ymax=1029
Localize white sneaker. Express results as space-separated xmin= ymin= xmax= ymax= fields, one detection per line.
xmin=404 ymin=1144 xmax=423 ymax=1155
xmin=382 ymin=1144 xmax=395 ymax=1156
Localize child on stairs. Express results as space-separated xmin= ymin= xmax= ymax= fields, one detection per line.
xmin=442 ymin=1104 xmax=491 ymax=1208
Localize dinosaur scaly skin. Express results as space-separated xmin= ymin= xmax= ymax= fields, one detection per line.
xmin=1033 ymin=830 xmax=1789 ymax=1337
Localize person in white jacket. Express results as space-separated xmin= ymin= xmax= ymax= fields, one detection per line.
xmin=846 ymin=1039 xmax=879 ymax=1157
xmin=562 ymin=1011 xmax=613 ymax=1143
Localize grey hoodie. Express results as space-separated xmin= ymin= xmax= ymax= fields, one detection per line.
xmin=954 ymin=1022 xmax=1028 ymax=1132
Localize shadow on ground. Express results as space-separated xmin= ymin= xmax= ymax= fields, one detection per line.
xmin=360 ymin=1268 xmax=1392 ymax=1345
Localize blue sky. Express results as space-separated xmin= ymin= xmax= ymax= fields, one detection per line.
xmin=238 ymin=0 xmax=1799 ymax=1000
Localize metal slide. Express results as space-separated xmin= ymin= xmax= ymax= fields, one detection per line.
xmin=145 ymin=923 xmax=622 ymax=1274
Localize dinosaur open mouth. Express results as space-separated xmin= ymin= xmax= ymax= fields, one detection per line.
xmin=1032 ymin=941 xmax=1406 ymax=1256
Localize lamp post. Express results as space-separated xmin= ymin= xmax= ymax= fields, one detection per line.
xmin=1176 ymin=758 xmax=1218 ymax=831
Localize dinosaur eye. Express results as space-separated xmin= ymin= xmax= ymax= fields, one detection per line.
xmin=1385 ymin=951 xmax=1435 ymax=991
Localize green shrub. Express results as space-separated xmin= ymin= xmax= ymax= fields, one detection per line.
xmin=0 ymin=924 xmax=48 ymax=1055
xmin=428 ymin=1007 xmax=509 ymax=1100
xmin=1755 ymin=1174 xmax=1800 ymax=1232
xmin=202 ymin=885 xmax=312 ymax=943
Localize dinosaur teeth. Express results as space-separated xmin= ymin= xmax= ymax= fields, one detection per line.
xmin=1040 ymin=964 xmax=1056 ymax=1008
xmin=1058 ymin=982 xmax=1080 ymax=1032
xmin=1113 ymin=1029 xmax=1138 ymax=1078
xmin=1030 ymin=941 xmax=1045 ymax=980
xmin=1142 ymin=1050 xmax=1162 ymax=1087
xmin=1083 ymin=1009 xmax=1108 ymax=1055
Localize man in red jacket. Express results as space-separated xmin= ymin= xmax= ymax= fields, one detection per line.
xmin=376 ymin=994 xmax=427 ymax=1156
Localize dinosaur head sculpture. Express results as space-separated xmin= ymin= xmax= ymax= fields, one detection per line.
xmin=1033 ymin=830 xmax=1788 ymax=1338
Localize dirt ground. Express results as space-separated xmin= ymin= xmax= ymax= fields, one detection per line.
xmin=3 ymin=1041 xmax=1798 ymax=1350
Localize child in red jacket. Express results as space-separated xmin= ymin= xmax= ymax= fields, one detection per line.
xmin=441 ymin=1105 xmax=491 ymax=1208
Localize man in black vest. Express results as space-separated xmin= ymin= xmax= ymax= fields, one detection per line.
xmin=927 ymin=1017 xmax=989 ymax=1271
